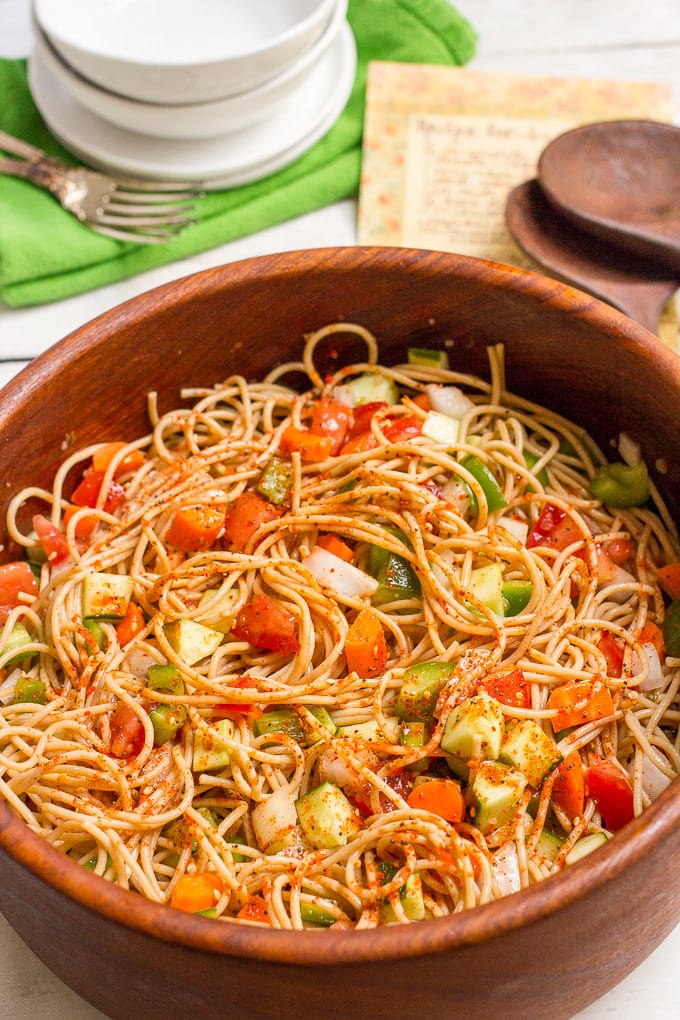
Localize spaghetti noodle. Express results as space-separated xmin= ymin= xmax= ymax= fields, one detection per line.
xmin=0 ymin=323 xmax=678 ymax=928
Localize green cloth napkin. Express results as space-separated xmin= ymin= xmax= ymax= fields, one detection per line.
xmin=0 ymin=0 xmax=475 ymax=307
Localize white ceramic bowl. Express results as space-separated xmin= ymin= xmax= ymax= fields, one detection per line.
xmin=33 ymin=0 xmax=339 ymax=104
xmin=31 ymin=1 xmax=347 ymax=141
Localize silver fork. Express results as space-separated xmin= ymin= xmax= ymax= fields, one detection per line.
xmin=0 ymin=129 xmax=199 ymax=244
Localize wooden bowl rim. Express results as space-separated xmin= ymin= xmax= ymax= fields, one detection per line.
xmin=1 ymin=246 xmax=678 ymax=965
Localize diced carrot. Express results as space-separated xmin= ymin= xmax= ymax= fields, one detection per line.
xmin=548 ymin=678 xmax=615 ymax=731
xmin=638 ymin=619 xmax=665 ymax=657
xmin=657 ymin=562 xmax=680 ymax=600
xmin=92 ymin=442 xmax=145 ymax=478
xmin=316 ymin=534 xmax=354 ymax=563
xmin=551 ymin=750 xmax=585 ymax=820
xmin=223 ymin=492 xmax=280 ymax=552
xmin=281 ymin=425 xmax=333 ymax=463
xmin=170 ymin=873 xmax=224 ymax=913
xmin=410 ymin=393 xmax=431 ymax=411
xmin=340 ymin=431 xmax=379 ymax=455
xmin=345 ymin=609 xmax=389 ymax=678
xmin=236 ymin=896 xmax=271 ymax=924
xmin=479 ymin=667 xmax=530 ymax=709
xmin=62 ymin=504 xmax=98 ymax=539
xmin=116 ymin=603 xmax=145 ymax=646
xmin=407 ymin=778 xmax=465 ymax=823
xmin=166 ymin=505 xmax=224 ymax=552
xmin=596 ymin=632 xmax=623 ymax=678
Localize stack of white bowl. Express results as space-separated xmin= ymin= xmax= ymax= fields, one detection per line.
xmin=29 ymin=0 xmax=355 ymax=188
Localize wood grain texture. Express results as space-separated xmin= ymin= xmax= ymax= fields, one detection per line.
xmin=538 ymin=121 xmax=680 ymax=272
xmin=0 ymin=247 xmax=679 ymax=1020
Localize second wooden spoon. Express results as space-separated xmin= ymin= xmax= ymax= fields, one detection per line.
xmin=505 ymin=179 xmax=679 ymax=335
xmin=537 ymin=119 xmax=680 ymax=273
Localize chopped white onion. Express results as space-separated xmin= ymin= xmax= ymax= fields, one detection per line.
xmin=333 ymin=384 xmax=357 ymax=408
xmin=123 ymin=647 xmax=158 ymax=678
xmin=618 ymin=431 xmax=641 ymax=466
xmin=632 ymin=642 xmax=665 ymax=692
xmin=251 ymin=787 xmax=298 ymax=853
xmin=490 ymin=841 xmax=521 ymax=897
xmin=303 ymin=546 xmax=378 ymax=599
xmin=641 ymin=754 xmax=673 ymax=800
xmin=426 ymin=384 xmax=475 ymax=419
xmin=441 ymin=479 xmax=470 ymax=515
xmin=496 ymin=515 xmax=529 ymax=544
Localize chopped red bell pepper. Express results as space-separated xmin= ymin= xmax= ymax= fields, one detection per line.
xmin=587 ymin=758 xmax=634 ymax=831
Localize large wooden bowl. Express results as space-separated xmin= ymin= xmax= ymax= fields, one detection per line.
xmin=0 ymin=248 xmax=678 ymax=1020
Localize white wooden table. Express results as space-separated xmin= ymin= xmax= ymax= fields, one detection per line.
xmin=0 ymin=1 xmax=678 ymax=1016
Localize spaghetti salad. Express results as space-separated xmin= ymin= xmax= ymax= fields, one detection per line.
xmin=1 ymin=323 xmax=678 ymax=928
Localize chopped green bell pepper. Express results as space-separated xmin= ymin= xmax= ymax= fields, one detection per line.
xmin=589 ymin=461 xmax=649 ymax=507
xmin=257 ymin=458 xmax=294 ymax=505
xmin=460 ymin=455 xmax=507 ymax=513
xmin=662 ymin=599 xmax=680 ymax=657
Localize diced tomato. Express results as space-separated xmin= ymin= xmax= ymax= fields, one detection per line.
xmin=71 ymin=469 xmax=125 ymax=513
xmin=0 ymin=561 xmax=38 ymax=606
xmin=92 ymin=442 xmax=145 ymax=478
xmin=479 ymin=667 xmax=530 ymax=709
xmin=381 ymin=414 xmax=423 ymax=443
xmin=384 ymin=768 xmax=414 ymax=802
xmin=347 ymin=401 xmax=387 ymax=439
xmin=552 ymin=751 xmax=585 ymax=820
xmin=587 ymin=758 xmax=634 ymax=831
xmin=214 ymin=676 xmax=263 ymax=720
xmin=109 ymin=703 xmax=145 ymax=758
xmin=223 ymin=492 xmax=280 ymax=552
xmin=231 ymin=593 xmax=300 ymax=655
xmin=527 ymin=505 xmax=582 ymax=551
xmin=597 ymin=632 xmax=624 ymax=678
xmin=340 ymin=431 xmax=379 ymax=455
xmin=638 ymin=619 xmax=665 ymax=658
xmin=280 ymin=425 xmax=332 ymax=463
xmin=310 ymin=398 xmax=354 ymax=455
xmin=604 ymin=538 xmax=634 ymax=565
xmin=237 ymin=896 xmax=270 ymax=924
xmin=32 ymin=513 xmax=70 ymax=564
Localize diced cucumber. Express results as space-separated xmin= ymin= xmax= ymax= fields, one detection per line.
xmin=164 ymin=619 xmax=223 ymax=665
xmin=336 ymin=718 xmax=400 ymax=743
xmin=467 ymin=562 xmax=504 ymax=616
xmin=499 ymin=719 xmax=562 ymax=789
xmin=470 ymin=760 xmax=527 ymax=834
xmin=13 ymin=675 xmax=47 ymax=705
xmin=252 ymin=786 xmax=298 ymax=854
xmin=254 ymin=709 xmax=305 ymax=743
xmin=536 ymin=829 xmax=564 ymax=863
xmin=381 ymin=872 xmax=426 ymax=923
xmin=502 ymin=580 xmax=533 ymax=617
xmin=3 ymin=623 xmax=35 ymax=667
xmin=422 ymin=411 xmax=460 ymax=446
xmin=192 ymin=718 xmax=235 ymax=772
xmin=399 ymin=720 xmax=429 ymax=747
xmin=441 ymin=692 xmax=504 ymax=762
xmin=341 ymin=373 xmax=399 ymax=407
xmin=300 ymin=901 xmax=338 ymax=927
xmin=295 ymin=782 xmax=360 ymax=849
xmin=408 ymin=347 xmax=449 ymax=369
xmin=306 ymin=705 xmax=338 ymax=743
xmin=195 ymin=588 xmax=240 ymax=634
xmin=565 ymin=831 xmax=609 ymax=865
xmin=395 ymin=660 xmax=457 ymax=722
xmin=82 ymin=572 xmax=134 ymax=620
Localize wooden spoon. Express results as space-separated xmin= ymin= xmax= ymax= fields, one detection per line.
xmin=505 ymin=179 xmax=679 ymax=335
xmin=537 ymin=119 xmax=680 ymax=274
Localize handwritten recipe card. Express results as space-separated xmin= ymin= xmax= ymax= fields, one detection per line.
xmin=358 ymin=64 xmax=677 ymax=347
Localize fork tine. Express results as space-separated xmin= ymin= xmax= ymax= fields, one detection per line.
xmin=112 ymin=187 xmax=200 ymax=204
xmin=87 ymin=223 xmax=185 ymax=245
xmin=104 ymin=199 xmax=198 ymax=216
xmin=94 ymin=211 xmax=196 ymax=228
